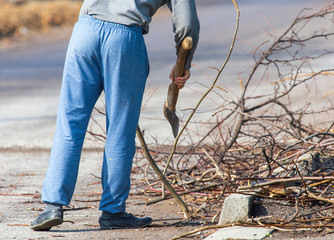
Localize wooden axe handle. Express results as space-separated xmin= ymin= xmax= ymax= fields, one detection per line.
xmin=166 ymin=37 xmax=193 ymax=112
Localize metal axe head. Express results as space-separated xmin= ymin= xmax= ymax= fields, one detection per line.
xmin=163 ymin=102 xmax=179 ymax=138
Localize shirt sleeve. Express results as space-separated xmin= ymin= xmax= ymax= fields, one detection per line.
xmin=167 ymin=0 xmax=200 ymax=70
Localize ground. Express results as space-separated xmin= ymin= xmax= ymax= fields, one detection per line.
xmin=1 ymin=149 xmax=334 ymax=240
xmin=0 ymin=150 xmax=203 ymax=240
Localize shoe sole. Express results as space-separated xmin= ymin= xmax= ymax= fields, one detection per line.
xmin=100 ymin=219 xmax=153 ymax=230
xmin=31 ymin=218 xmax=63 ymax=231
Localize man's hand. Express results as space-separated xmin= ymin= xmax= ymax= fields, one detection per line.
xmin=169 ymin=64 xmax=190 ymax=89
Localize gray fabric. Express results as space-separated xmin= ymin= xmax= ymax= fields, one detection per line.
xmin=80 ymin=0 xmax=199 ymax=69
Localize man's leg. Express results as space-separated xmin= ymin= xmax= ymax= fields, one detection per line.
xmin=31 ymin=16 xmax=103 ymax=231
xmin=96 ymin=21 xmax=152 ymax=228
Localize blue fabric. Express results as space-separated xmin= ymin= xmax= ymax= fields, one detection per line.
xmin=41 ymin=15 xmax=149 ymax=213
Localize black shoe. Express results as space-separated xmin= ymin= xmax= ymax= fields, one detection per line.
xmin=99 ymin=212 xmax=152 ymax=229
xmin=31 ymin=209 xmax=63 ymax=231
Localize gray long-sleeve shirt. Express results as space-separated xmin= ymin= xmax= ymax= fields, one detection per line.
xmin=80 ymin=0 xmax=200 ymax=69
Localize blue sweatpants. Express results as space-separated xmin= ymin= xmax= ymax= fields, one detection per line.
xmin=41 ymin=15 xmax=149 ymax=213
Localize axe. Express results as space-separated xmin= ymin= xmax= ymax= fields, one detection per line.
xmin=163 ymin=37 xmax=193 ymax=138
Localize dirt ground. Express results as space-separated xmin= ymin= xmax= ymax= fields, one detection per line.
xmin=0 ymin=149 xmax=204 ymax=240
xmin=1 ymin=149 xmax=334 ymax=240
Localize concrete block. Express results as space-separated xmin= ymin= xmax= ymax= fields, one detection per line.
xmin=219 ymin=194 xmax=254 ymax=225
xmin=204 ymin=226 xmax=274 ymax=240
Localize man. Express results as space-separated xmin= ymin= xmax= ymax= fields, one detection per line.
xmin=31 ymin=0 xmax=199 ymax=231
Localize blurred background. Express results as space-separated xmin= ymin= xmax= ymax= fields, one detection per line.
xmin=0 ymin=0 xmax=332 ymax=149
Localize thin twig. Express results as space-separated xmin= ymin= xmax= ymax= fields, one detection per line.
xmin=136 ymin=126 xmax=189 ymax=218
